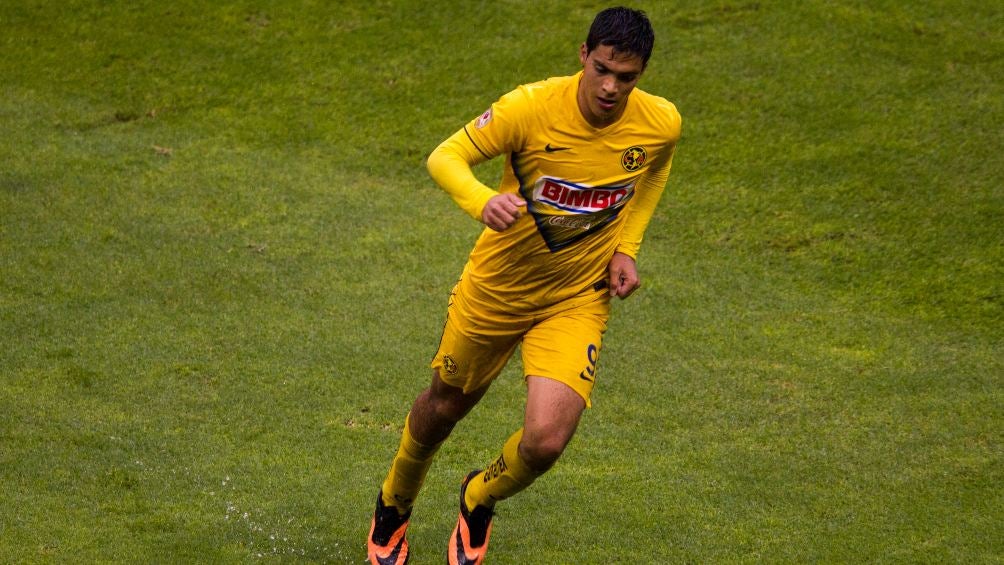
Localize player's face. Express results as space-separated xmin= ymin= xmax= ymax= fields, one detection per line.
xmin=577 ymin=43 xmax=645 ymax=128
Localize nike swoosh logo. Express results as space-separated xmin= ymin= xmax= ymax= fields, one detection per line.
xmin=376 ymin=535 xmax=405 ymax=565
xmin=545 ymin=143 xmax=570 ymax=153
xmin=454 ymin=528 xmax=480 ymax=565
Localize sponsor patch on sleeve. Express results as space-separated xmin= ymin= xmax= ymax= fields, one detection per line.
xmin=475 ymin=107 xmax=493 ymax=129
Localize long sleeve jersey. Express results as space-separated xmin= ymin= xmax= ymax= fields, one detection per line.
xmin=427 ymin=71 xmax=681 ymax=313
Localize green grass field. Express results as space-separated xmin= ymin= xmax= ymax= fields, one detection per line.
xmin=1 ymin=1 xmax=1001 ymax=562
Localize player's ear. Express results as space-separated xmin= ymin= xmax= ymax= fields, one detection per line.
xmin=579 ymin=43 xmax=588 ymax=65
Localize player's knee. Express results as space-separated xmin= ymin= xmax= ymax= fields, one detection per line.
xmin=518 ymin=435 xmax=568 ymax=471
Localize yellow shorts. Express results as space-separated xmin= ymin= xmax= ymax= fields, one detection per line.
xmin=430 ymin=278 xmax=610 ymax=406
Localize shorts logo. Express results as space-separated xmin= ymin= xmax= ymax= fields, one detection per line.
xmin=475 ymin=108 xmax=493 ymax=129
xmin=443 ymin=354 xmax=459 ymax=375
xmin=621 ymin=146 xmax=647 ymax=171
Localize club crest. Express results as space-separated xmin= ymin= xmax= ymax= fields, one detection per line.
xmin=621 ymin=146 xmax=647 ymax=171
xmin=443 ymin=354 xmax=459 ymax=375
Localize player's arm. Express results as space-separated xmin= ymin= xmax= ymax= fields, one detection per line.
xmin=428 ymin=88 xmax=531 ymax=231
xmin=608 ymin=143 xmax=676 ymax=298
xmin=427 ymin=130 xmax=525 ymax=232
xmin=616 ymin=143 xmax=675 ymax=259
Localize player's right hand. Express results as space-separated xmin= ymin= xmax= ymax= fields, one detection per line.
xmin=481 ymin=193 xmax=527 ymax=232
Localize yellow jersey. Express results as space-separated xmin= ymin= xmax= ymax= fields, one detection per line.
xmin=428 ymin=71 xmax=681 ymax=313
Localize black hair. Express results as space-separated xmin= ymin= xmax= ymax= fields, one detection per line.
xmin=585 ymin=7 xmax=655 ymax=66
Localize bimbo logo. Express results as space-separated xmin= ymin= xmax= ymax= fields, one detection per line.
xmin=535 ymin=178 xmax=631 ymax=213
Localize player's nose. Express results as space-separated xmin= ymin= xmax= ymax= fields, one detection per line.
xmin=601 ymin=76 xmax=618 ymax=96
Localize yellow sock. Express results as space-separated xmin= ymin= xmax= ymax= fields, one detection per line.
xmin=465 ymin=428 xmax=542 ymax=510
xmin=381 ymin=413 xmax=441 ymax=514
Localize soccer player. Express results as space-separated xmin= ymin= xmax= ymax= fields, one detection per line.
xmin=367 ymin=6 xmax=681 ymax=564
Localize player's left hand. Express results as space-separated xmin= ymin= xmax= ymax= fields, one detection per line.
xmin=608 ymin=252 xmax=641 ymax=299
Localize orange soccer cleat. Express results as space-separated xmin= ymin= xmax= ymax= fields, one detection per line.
xmin=447 ymin=471 xmax=495 ymax=565
xmin=368 ymin=491 xmax=411 ymax=565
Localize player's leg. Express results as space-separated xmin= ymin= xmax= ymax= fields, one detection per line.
xmin=373 ymin=277 xmax=524 ymax=565
xmin=371 ymin=373 xmax=498 ymax=565
xmin=519 ymin=375 xmax=587 ymax=469
xmin=448 ymin=378 xmax=587 ymax=565
xmin=381 ymin=371 xmax=490 ymax=512
xmin=369 ymin=372 xmax=489 ymax=565
xmin=377 ymin=274 xmax=521 ymax=516
xmin=463 ymin=376 xmax=585 ymax=508
xmin=448 ymin=298 xmax=606 ymax=564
